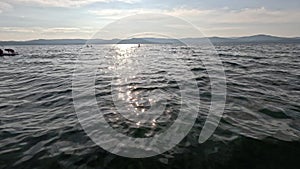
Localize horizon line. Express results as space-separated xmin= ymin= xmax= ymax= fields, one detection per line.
xmin=1 ymin=34 xmax=300 ymax=42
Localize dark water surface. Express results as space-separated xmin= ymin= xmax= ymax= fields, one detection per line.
xmin=0 ymin=44 xmax=299 ymax=169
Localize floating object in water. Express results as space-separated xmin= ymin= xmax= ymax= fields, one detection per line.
xmin=5 ymin=49 xmax=15 ymax=53
xmin=1 ymin=53 xmax=19 ymax=56
xmin=0 ymin=48 xmax=19 ymax=56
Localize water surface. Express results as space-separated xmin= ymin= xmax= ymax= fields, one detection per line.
xmin=0 ymin=43 xmax=299 ymax=169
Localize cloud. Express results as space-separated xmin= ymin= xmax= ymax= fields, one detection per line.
xmin=87 ymin=7 xmax=300 ymax=37
xmin=43 ymin=27 xmax=95 ymax=34
xmin=0 ymin=2 xmax=13 ymax=13
xmin=166 ymin=7 xmax=300 ymax=24
xmin=89 ymin=7 xmax=300 ymax=24
xmin=0 ymin=26 xmax=95 ymax=33
xmin=9 ymin=0 xmax=139 ymax=8
xmin=172 ymin=7 xmax=300 ymax=36
xmin=1 ymin=7 xmax=299 ymax=40
xmin=88 ymin=9 xmax=162 ymax=19
xmin=0 ymin=26 xmax=97 ymax=40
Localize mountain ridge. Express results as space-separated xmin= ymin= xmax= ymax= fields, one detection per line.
xmin=1 ymin=34 xmax=299 ymax=45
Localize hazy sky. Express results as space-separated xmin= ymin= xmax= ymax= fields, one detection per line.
xmin=0 ymin=0 xmax=299 ymax=40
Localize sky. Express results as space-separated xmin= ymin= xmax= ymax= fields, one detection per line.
xmin=0 ymin=0 xmax=299 ymax=40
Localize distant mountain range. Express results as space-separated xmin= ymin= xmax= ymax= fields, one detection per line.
xmin=1 ymin=34 xmax=299 ymax=46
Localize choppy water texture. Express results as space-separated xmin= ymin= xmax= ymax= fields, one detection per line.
xmin=0 ymin=43 xmax=300 ymax=169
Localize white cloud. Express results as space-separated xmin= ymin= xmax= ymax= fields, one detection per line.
xmin=87 ymin=7 xmax=300 ymax=37
xmin=88 ymin=9 xmax=162 ymax=19
xmin=8 ymin=0 xmax=139 ymax=8
xmin=0 ymin=26 xmax=96 ymax=40
xmin=1 ymin=7 xmax=299 ymax=40
xmin=0 ymin=26 xmax=95 ymax=33
xmin=165 ymin=7 xmax=300 ymax=24
xmin=88 ymin=7 xmax=300 ymax=24
xmin=0 ymin=2 xmax=13 ymax=13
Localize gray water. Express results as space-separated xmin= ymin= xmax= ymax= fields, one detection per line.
xmin=0 ymin=43 xmax=299 ymax=169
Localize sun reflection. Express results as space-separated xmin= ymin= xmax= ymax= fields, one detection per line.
xmin=108 ymin=44 xmax=139 ymax=73
xmin=152 ymin=119 xmax=157 ymax=126
xmin=114 ymin=44 xmax=137 ymax=60
xmin=114 ymin=82 xmax=160 ymax=127
xmin=111 ymin=43 xmax=161 ymax=128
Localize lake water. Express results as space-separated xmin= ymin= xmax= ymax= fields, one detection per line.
xmin=0 ymin=43 xmax=299 ymax=169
